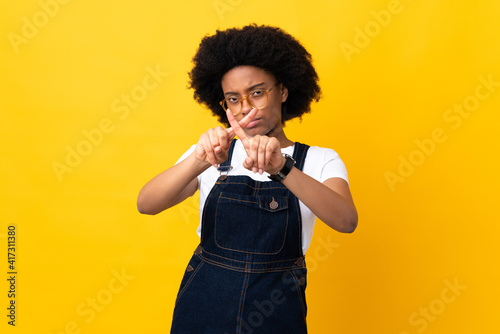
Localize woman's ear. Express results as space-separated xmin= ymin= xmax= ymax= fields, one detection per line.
xmin=281 ymin=84 xmax=289 ymax=103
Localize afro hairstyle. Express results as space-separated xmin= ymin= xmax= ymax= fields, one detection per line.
xmin=188 ymin=24 xmax=322 ymax=127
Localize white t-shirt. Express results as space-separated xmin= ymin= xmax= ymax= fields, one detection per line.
xmin=176 ymin=140 xmax=349 ymax=254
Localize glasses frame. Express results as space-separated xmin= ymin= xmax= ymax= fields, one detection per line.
xmin=219 ymin=82 xmax=280 ymax=116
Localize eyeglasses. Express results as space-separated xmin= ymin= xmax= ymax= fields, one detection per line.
xmin=219 ymin=83 xmax=279 ymax=116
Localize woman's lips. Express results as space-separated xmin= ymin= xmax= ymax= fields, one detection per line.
xmin=246 ymin=119 xmax=260 ymax=129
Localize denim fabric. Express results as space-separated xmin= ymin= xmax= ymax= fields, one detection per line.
xmin=171 ymin=141 xmax=310 ymax=334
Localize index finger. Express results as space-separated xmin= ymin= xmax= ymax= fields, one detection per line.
xmin=225 ymin=108 xmax=257 ymax=148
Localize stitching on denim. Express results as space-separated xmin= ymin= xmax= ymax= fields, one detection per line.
xmin=200 ymin=180 xmax=224 ymax=245
xmin=236 ymin=255 xmax=250 ymax=334
xmin=290 ymin=270 xmax=307 ymax=321
xmin=214 ymin=193 xmax=289 ymax=255
xmin=293 ymin=192 xmax=304 ymax=257
xmin=219 ymin=193 xmax=289 ymax=212
xmin=253 ymin=177 xmax=260 ymax=197
xmin=201 ymin=247 xmax=304 ymax=265
xmin=198 ymin=254 xmax=300 ymax=273
xmin=216 ymin=180 xmax=288 ymax=190
xmin=175 ymin=259 xmax=205 ymax=306
xmin=201 ymin=255 xmax=291 ymax=273
xmin=213 ymin=193 xmax=221 ymax=250
xmin=219 ymin=196 xmax=258 ymax=204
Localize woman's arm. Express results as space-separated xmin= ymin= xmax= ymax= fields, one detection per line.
xmin=137 ymin=127 xmax=232 ymax=215
xmin=283 ymin=169 xmax=358 ymax=233
xmin=225 ymin=109 xmax=357 ymax=233
xmin=244 ymin=146 xmax=357 ymax=233
xmin=137 ymin=152 xmax=208 ymax=215
xmin=138 ymin=109 xmax=258 ymax=215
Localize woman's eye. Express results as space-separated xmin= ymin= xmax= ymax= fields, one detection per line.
xmin=227 ymin=98 xmax=239 ymax=104
xmin=251 ymin=91 xmax=264 ymax=97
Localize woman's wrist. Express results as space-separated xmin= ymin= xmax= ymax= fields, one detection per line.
xmin=267 ymin=155 xmax=286 ymax=175
xmin=268 ymin=154 xmax=294 ymax=181
xmin=189 ymin=151 xmax=213 ymax=173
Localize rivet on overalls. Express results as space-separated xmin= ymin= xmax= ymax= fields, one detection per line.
xmin=270 ymin=197 xmax=279 ymax=210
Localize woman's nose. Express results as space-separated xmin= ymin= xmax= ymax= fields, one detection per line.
xmin=240 ymin=97 xmax=253 ymax=115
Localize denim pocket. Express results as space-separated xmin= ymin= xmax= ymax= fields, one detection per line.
xmin=291 ymin=268 xmax=308 ymax=321
xmin=175 ymin=255 xmax=204 ymax=305
xmin=215 ymin=192 xmax=289 ymax=254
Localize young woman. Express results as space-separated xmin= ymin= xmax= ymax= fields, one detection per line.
xmin=137 ymin=24 xmax=357 ymax=333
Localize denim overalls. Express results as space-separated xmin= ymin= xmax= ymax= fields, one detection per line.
xmin=171 ymin=140 xmax=310 ymax=333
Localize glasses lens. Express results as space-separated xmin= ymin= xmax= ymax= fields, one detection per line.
xmin=224 ymin=100 xmax=240 ymax=114
xmin=222 ymin=90 xmax=270 ymax=115
xmin=249 ymin=91 xmax=269 ymax=110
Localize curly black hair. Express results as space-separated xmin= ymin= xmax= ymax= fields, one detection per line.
xmin=188 ymin=24 xmax=322 ymax=127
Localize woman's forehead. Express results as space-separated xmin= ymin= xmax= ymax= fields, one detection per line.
xmin=221 ymin=66 xmax=275 ymax=91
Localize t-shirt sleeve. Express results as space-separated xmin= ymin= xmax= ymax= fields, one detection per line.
xmin=316 ymin=147 xmax=349 ymax=184
xmin=175 ymin=144 xmax=196 ymax=165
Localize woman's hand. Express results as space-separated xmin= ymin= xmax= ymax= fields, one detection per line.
xmin=195 ymin=126 xmax=232 ymax=168
xmin=195 ymin=108 xmax=258 ymax=168
xmin=226 ymin=109 xmax=285 ymax=175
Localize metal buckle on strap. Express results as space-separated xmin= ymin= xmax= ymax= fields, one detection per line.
xmin=217 ymin=165 xmax=233 ymax=181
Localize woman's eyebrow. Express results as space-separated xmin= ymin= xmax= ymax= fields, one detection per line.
xmin=224 ymin=82 xmax=266 ymax=95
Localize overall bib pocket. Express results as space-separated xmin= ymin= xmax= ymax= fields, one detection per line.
xmin=214 ymin=192 xmax=289 ymax=254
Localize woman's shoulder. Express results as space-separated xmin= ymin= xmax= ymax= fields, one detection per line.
xmin=302 ymin=144 xmax=342 ymax=161
xmin=301 ymin=144 xmax=349 ymax=183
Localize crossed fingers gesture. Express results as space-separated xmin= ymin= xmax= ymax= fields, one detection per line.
xmin=195 ymin=109 xmax=285 ymax=175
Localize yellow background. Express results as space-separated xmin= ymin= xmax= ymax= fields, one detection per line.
xmin=2 ymin=0 xmax=499 ymax=333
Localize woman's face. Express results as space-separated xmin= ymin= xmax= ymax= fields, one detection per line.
xmin=221 ymin=66 xmax=288 ymax=138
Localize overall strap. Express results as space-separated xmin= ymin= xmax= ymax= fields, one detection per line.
xmin=291 ymin=142 xmax=310 ymax=172
xmin=217 ymin=139 xmax=237 ymax=172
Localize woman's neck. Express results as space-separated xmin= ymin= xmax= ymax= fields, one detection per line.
xmin=267 ymin=126 xmax=294 ymax=148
